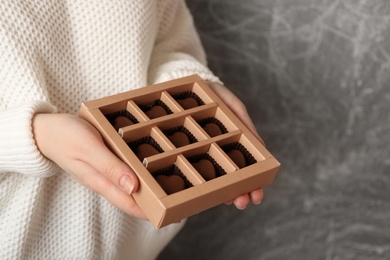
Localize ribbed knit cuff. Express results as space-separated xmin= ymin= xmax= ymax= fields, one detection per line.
xmin=148 ymin=52 xmax=222 ymax=85
xmin=0 ymin=101 xmax=60 ymax=177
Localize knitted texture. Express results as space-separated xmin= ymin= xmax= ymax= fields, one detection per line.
xmin=0 ymin=0 xmax=217 ymax=259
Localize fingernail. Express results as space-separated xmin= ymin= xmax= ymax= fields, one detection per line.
xmin=254 ymin=200 xmax=262 ymax=205
xmin=237 ymin=205 xmax=246 ymax=210
xmin=119 ymin=175 xmax=134 ymax=194
xmin=235 ymin=202 xmax=246 ymax=210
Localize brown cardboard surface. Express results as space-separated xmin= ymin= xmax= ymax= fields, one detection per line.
xmin=79 ymin=74 xmax=280 ymax=228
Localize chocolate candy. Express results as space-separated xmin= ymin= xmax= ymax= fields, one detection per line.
xmin=193 ymin=159 xmax=216 ymax=181
xmin=203 ymin=123 xmax=222 ymax=137
xmin=145 ymin=105 xmax=167 ymax=119
xmin=168 ymin=131 xmax=190 ymax=147
xmin=227 ymin=149 xmax=247 ymax=168
xmin=177 ymin=97 xmax=199 ymax=109
xmin=155 ymin=175 xmax=185 ymax=195
xmin=136 ymin=143 xmax=160 ymax=161
xmin=113 ymin=115 xmax=134 ymax=130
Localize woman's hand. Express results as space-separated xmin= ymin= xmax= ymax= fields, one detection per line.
xmin=32 ymin=113 xmax=146 ymax=219
xmin=208 ymin=82 xmax=264 ymax=209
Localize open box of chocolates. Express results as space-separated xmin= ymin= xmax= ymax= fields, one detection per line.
xmin=79 ymin=74 xmax=280 ymax=228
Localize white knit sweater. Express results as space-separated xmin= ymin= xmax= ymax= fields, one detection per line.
xmin=0 ymin=1 xmax=219 ymax=259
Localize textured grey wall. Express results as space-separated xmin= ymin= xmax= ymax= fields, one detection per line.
xmin=159 ymin=1 xmax=390 ymax=259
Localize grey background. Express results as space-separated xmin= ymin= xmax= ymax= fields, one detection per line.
xmin=158 ymin=1 xmax=390 ymax=259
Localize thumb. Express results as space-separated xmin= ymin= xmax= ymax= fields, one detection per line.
xmin=84 ymin=145 xmax=139 ymax=195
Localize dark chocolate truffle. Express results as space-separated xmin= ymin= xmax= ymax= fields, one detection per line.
xmin=168 ymin=131 xmax=190 ymax=147
xmin=203 ymin=123 xmax=222 ymax=137
xmin=155 ymin=175 xmax=185 ymax=195
xmin=113 ymin=115 xmax=134 ymax=130
xmin=177 ymin=97 xmax=199 ymax=109
xmin=145 ymin=105 xmax=167 ymax=119
xmin=136 ymin=143 xmax=159 ymax=161
xmin=227 ymin=149 xmax=247 ymax=168
xmin=193 ymin=159 xmax=216 ymax=181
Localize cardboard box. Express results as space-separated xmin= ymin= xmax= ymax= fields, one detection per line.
xmin=79 ymin=74 xmax=280 ymax=228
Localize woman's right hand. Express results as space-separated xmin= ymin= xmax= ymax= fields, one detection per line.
xmin=32 ymin=113 xmax=147 ymax=219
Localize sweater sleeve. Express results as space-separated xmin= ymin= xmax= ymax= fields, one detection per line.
xmin=0 ymin=7 xmax=61 ymax=178
xmin=148 ymin=0 xmax=222 ymax=84
xmin=0 ymin=101 xmax=60 ymax=177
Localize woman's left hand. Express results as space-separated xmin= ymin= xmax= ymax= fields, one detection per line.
xmin=208 ymin=82 xmax=264 ymax=209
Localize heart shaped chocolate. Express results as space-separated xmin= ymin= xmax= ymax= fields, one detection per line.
xmin=193 ymin=159 xmax=216 ymax=181
xmin=145 ymin=105 xmax=167 ymax=119
xmin=227 ymin=149 xmax=247 ymax=168
xmin=203 ymin=123 xmax=222 ymax=137
xmin=177 ymin=97 xmax=199 ymax=109
xmin=155 ymin=175 xmax=185 ymax=195
xmin=113 ymin=115 xmax=134 ymax=130
xmin=136 ymin=143 xmax=159 ymax=161
xmin=168 ymin=131 xmax=190 ymax=147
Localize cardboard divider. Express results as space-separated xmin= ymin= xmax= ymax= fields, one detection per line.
xmin=235 ymin=134 xmax=266 ymax=161
xmin=184 ymin=116 xmax=209 ymax=141
xmin=165 ymin=82 xmax=195 ymax=95
xmin=120 ymin=124 xmax=155 ymax=143
xmin=208 ymin=143 xmax=237 ymax=173
xmin=192 ymin=82 xmax=215 ymax=104
xmin=160 ymin=91 xmax=182 ymax=113
xmin=175 ymin=155 xmax=205 ymax=185
xmin=214 ymin=107 xmax=239 ymax=133
xmin=126 ymin=100 xmax=149 ymax=123
xmin=130 ymin=90 xmax=162 ymax=105
xmin=98 ymin=99 xmax=129 ymax=115
xmin=150 ymin=127 xmax=176 ymax=152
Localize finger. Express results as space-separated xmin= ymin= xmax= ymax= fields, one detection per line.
xmin=249 ymin=188 xmax=263 ymax=205
xmin=208 ymin=82 xmax=265 ymax=145
xmin=69 ymin=160 xmax=147 ymax=219
xmin=225 ymin=199 xmax=234 ymax=205
xmin=78 ymin=140 xmax=139 ymax=195
xmin=226 ymin=99 xmax=265 ymax=146
xmin=233 ymin=194 xmax=250 ymax=210
xmin=235 ymin=108 xmax=265 ymax=146
xmin=94 ymin=150 xmax=138 ymax=195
